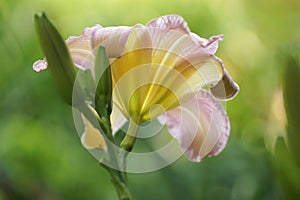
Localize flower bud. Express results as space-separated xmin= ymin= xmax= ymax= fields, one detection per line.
xmin=34 ymin=12 xmax=83 ymax=105
xmin=95 ymin=45 xmax=113 ymax=118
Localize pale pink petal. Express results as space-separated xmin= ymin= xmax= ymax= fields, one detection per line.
xmin=110 ymin=105 xmax=128 ymax=136
xmin=189 ymin=32 xmax=208 ymax=46
xmin=208 ymin=56 xmax=239 ymax=100
xmin=81 ymin=115 xmax=106 ymax=151
xmin=149 ymin=28 xmax=204 ymax=60
xmin=33 ymin=59 xmax=48 ymax=72
xmin=145 ymin=15 xmax=224 ymax=91
xmin=146 ymin=15 xmax=220 ymax=58
xmin=109 ymin=25 xmax=153 ymax=119
xmin=91 ymin=26 xmax=133 ymax=58
xmin=66 ymin=25 xmax=102 ymax=72
xmin=65 ymin=25 xmax=133 ymax=74
xmin=204 ymin=35 xmax=224 ymax=54
xmin=146 ymin=15 xmax=198 ymax=56
xmin=190 ymin=33 xmax=224 ymax=54
xmin=147 ymin=16 xmax=226 ymax=92
xmin=158 ymin=90 xmax=230 ymax=162
xmin=122 ymin=24 xmax=152 ymax=52
xmin=142 ymin=29 xmax=223 ymax=94
xmin=146 ymin=15 xmax=199 ymax=63
xmin=146 ymin=14 xmax=190 ymax=34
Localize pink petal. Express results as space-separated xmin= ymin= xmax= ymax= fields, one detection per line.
xmin=91 ymin=26 xmax=133 ymax=58
xmin=146 ymin=15 xmax=198 ymax=56
xmin=210 ymin=67 xmax=240 ymax=100
xmin=204 ymin=35 xmax=224 ymax=54
xmin=66 ymin=25 xmax=102 ymax=72
xmin=81 ymin=115 xmax=106 ymax=151
xmin=158 ymin=90 xmax=230 ymax=162
xmin=122 ymin=24 xmax=152 ymax=52
xmin=110 ymin=105 xmax=128 ymax=136
xmin=33 ymin=59 xmax=48 ymax=72
xmin=146 ymin=14 xmax=191 ymax=34
xmin=143 ymin=30 xmax=223 ymax=93
xmin=190 ymin=33 xmax=224 ymax=54
xmin=207 ymin=56 xmax=239 ymax=100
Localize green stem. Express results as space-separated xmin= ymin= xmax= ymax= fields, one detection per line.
xmin=104 ymin=133 xmax=124 ymax=179
xmin=119 ymin=119 xmax=140 ymax=178
xmin=98 ymin=113 xmax=139 ymax=200
xmin=100 ymin=163 xmax=132 ymax=200
xmin=120 ymin=119 xmax=140 ymax=152
xmin=79 ymin=104 xmax=140 ymax=199
xmin=78 ymin=103 xmax=130 ymax=198
xmin=111 ymin=173 xmax=132 ymax=200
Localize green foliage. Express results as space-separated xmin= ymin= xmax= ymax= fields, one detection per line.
xmin=273 ymin=138 xmax=300 ymax=200
xmin=283 ymin=52 xmax=300 ymax=164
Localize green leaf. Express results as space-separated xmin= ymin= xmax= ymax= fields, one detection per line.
xmin=283 ymin=52 xmax=300 ymax=164
xmin=34 ymin=12 xmax=83 ymax=106
xmin=274 ymin=137 xmax=300 ymax=199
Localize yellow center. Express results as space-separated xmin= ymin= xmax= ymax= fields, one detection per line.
xmin=110 ymin=39 xmax=222 ymax=124
xmin=110 ymin=48 xmax=200 ymax=123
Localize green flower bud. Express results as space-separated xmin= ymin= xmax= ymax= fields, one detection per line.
xmin=95 ymin=45 xmax=112 ymax=118
xmin=34 ymin=12 xmax=83 ymax=105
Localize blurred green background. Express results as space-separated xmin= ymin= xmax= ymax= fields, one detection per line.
xmin=1 ymin=0 xmax=300 ymax=199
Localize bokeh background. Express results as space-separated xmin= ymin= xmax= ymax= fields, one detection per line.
xmin=1 ymin=0 xmax=300 ymax=199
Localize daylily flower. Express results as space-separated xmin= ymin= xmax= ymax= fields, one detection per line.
xmin=33 ymin=15 xmax=239 ymax=162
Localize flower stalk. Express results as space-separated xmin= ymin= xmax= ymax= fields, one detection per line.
xmin=93 ymin=45 xmax=133 ymax=199
xmin=100 ymin=162 xmax=131 ymax=200
xmin=120 ymin=119 xmax=140 ymax=152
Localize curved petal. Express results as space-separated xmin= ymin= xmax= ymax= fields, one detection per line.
xmin=81 ymin=116 xmax=106 ymax=151
xmin=145 ymin=16 xmax=224 ymax=93
xmin=123 ymin=24 xmax=152 ymax=52
xmin=146 ymin=14 xmax=190 ymax=34
xmin=108 ymin=24 xmax=152 ymax=84
xmin=158 ymin=90 xmax=230 ymax=162
xmin=91 ymin=26 xmax=132 ymax=58
xmin=209 ymin=57 xmax=240 ymax=100
xmin=125 ymin=28 xmax=223 ymax=121
xmin=111 ymin=105 xmax=128 ymax=136
xmin=110 ymin=26 xmax=153 ymax=121
xmin=66 ymin=25 xmax=102 ymax=72
xmin=190 ymin=33 xmax=224 ymax=54
xmin=146 ymin=15 xmax=200 ymax=59
xmin=110 ymin=20 xmax=224 ymax=121
xmin=147 ymin=20 xmax=200 ymax=59
xmin=204 ymin=35 xmax=224 ymax=54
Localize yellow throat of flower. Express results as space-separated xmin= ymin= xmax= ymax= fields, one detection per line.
xmin=110 ymin=48 xmax=204 ymax=124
